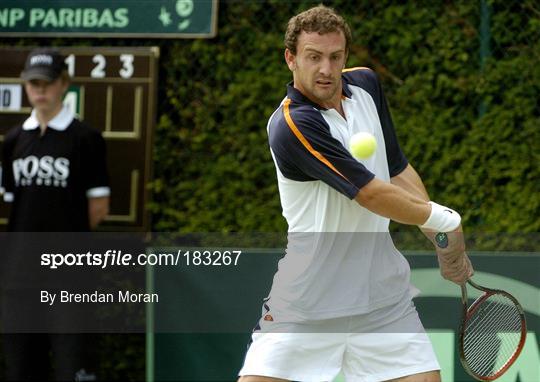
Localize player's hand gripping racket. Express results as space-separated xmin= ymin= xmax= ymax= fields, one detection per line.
xmin=459 ymin=279 xmax=527 ymax=381
xmin=435 ymin=233 xmax=527 ymax=381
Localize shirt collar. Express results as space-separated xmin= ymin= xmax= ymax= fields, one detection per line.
xmin=341 ymin=75 xmax=353 ymax=98
xmin=286 ymin=77 xmax=352 ymax=109
xmin=286 ymin=83 xmax=322 ymax=109
xmin=22 ymin=105 xmax=74 ymax=131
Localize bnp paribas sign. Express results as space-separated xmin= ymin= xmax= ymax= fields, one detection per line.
xmin=0 ymin=0 xmax=217 ymax=38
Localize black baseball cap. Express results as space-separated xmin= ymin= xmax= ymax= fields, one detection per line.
xmin=21 ymin=48 xmax=68 ymax=82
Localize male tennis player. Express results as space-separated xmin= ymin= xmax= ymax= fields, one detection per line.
xmin=239 ymin=5 xmax=473 ymax=382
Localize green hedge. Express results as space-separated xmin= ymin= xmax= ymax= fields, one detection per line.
xmin=149 ymin=0 xmax=539 ymax=235
xmin=2 ymin=1 xmax=536 ymax=235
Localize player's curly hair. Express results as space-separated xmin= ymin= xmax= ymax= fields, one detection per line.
xmin=285 ymin=5 xmax=352 ymax=55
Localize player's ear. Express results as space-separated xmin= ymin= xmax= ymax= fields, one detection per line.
xmin=285 ymin=49 xmax=296 ymax=72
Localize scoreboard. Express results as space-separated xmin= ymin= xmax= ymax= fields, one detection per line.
xmin=0 ymin=46 xmax=159 ymax=231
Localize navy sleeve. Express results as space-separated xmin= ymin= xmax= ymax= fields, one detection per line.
xmin=343 ymin=69 xmax=408 ymax=177
xmin=80 ymin=125 xmax=110 ymax=198
xmin=269 ymin=102 xmax=375 ymax=199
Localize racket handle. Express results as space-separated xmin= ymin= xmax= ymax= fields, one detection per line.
xmin=461 ymin=283 xmax=468 ymax=306
xmin=467 ymin=279 xmax=482 ymax=290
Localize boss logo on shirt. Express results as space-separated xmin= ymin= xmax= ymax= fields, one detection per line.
xmin=13 ymin=155 xmax=70 ymax=188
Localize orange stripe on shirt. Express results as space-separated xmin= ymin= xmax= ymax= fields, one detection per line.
xmin=283 ymin=98 xmax=348 ymax=181
xmin=342 ymin=66 xmax=371 ymax=73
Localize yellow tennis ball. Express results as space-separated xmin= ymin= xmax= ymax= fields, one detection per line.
xmin=349 ymin=132 xmax=377 ymax=159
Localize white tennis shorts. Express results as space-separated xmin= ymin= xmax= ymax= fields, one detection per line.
xmin=239 ymin=297 xmax=440 ymax=382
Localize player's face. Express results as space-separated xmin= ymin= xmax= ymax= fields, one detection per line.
xmin=25 ymin=78 xmax=68 ymax=113
xmin=285 ymin=31 xmax=347 ymax=108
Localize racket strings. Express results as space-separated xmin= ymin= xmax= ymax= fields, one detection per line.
xmin=466 ymin=303 xmax=519 ymax=346
xmin=463 ymin=298 xmax=521 ymax=375
xmin=462 ymin=293 xmax=523 ymax=378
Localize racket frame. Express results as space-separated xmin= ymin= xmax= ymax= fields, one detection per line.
xmin=458 ymin=279 xmax=527 ymax=381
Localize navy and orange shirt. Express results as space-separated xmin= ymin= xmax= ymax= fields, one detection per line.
xmin=265 ymin=68 xmax=415 ymax=320
xmin=268 ymin=67 xmax=408 ymax=233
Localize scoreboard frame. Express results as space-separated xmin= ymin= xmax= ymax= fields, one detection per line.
xmin=0 ymin=46 xmax=159 ymax=232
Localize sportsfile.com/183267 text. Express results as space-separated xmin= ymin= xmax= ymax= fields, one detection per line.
xmin=40 ymin=249 xmax=243 ymax=269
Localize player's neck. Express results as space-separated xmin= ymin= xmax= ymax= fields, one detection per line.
xmin=35 ymin=103 xmax=63 ymax=133
xmin=318 ymin=97 xmax=345 ymax=119
xmin=319 ymin=96 xmax=342 ymax=112
xmin=295 ymin=82 xmax=345 ymax=118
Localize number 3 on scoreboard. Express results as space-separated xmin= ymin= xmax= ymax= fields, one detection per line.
xmin=119 ymin=54 xmax=134 ymax=79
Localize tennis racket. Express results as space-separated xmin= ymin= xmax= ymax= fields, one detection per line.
xmin=459 ymin=279 xmax=527 ymax=381
xmin=434 ymin=232 xmax=527 ymax=381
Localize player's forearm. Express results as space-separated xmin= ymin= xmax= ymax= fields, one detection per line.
xmin=355 ymin=178 xmax=431 ymax=225
xmin=390 ymin=165 xmax=467 ymax=262
xmin=390 ymin=164 xmax=435 ymax=240
xmin=356 ymin=177 xmax=462 ymax=233
xmin=390 ymin=164 xmax=430 ymax=201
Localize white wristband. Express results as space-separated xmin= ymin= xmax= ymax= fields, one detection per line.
xmin=420 ymin=201 xmax=461 ymax=232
